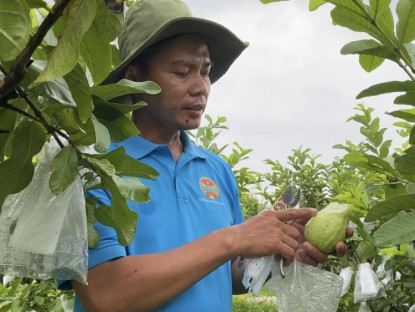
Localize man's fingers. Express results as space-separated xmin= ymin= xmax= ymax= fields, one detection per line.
xmin=274 ymin=208 xmax=317 ymax=223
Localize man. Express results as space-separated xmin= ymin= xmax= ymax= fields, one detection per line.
xmin=69 ymin=0 xmax=350 ymax=311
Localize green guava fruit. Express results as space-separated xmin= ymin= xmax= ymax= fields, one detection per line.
xmin=304 ymin=202 xmax=351 ymax=254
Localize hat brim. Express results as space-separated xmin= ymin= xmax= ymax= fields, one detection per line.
xmin=101 ymin=17 xmax=248 ymax=85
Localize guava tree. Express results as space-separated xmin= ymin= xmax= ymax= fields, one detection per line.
xmin=261 ymin=0 xmax=415 ymax=310
xmin=0 ymin=0 xmax=160 ymax=249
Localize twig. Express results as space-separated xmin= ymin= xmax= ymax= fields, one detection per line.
xmin=0 ymin=0 xmax=71 ymax=100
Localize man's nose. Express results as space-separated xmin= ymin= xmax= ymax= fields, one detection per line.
xmin=189 ymin=74 xmax=210 ymax=97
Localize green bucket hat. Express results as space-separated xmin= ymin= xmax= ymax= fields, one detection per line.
xmin=102 ymin=0 xmax=249 ymax=85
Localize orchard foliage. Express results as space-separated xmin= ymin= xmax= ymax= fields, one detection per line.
xmin=259 ymin=0 xmax=415 ymax=310
xmin=0 ymin=0 xmax=160 ymax=247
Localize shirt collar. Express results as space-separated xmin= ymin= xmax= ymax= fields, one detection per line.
xmin=112 ymin=131 xmax=206 ymax=160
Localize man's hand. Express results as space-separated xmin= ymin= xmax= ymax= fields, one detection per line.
xmin=292 ymin=217 xmax=354 ymax=266
xmin=234 ymin=208 xmax=317 ymax=266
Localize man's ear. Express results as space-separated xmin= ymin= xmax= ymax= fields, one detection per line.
xmin=124 ymin=64 xmax=141 ymax=81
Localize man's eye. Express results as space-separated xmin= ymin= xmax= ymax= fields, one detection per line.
xmin=175 ymin=71 xmax=189 ymax=77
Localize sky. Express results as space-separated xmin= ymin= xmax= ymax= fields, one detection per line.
xmin=184 ymin=0 xmax=406 ymax=172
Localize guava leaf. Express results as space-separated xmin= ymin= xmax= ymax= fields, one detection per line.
xmin=0 ymin=120 xmax=45 ymax=208
xmin=365 ymin=193 xmax=415 ymax=222
xmin=95 ymin=176 xmax=138 ymax=246
xmin=92 ymin=0 xmax=123 ymax=43
xmin=330 ymin=4 xmax=388 ymax=45
xmin=0 ymin=158 xmax=34 ymax=210
xmin=49 ymin=145 xmax=79 ymax=195
xmin=64 ymin=63 xmax=92 ymax=123
xmin=341 ymin=40 xmax=400 ymax=63
xmin=87 ymin=157 xmax=116 ymax=176
xmin=80 ymin=26 xmax=112 ymax=85
xmin=112 ymin=175 xmax=150 ymax=203
xmin=396 ymin=0 xmax=415 ymax=46
xmin=374 ymin=211 xmax=415 ymax=247
xmin=91 ymin=79 xmax=161 ymax=101
xmin=93 ymin=96 xmax=139 ymax=142
xmin=309 ymin=0 xmax=326 ymax=11
xmin=32 ymin=0 xmax=96 ymax=86
xmin=356 ymin=81 xmax=415 ymax=99
xmin=0 ymin=0 xmax=30 ymax=62
xmin=93 ymin=147 xmax=159 ymax=179
xmin=91 ymin=115 xmax=111 ymax=153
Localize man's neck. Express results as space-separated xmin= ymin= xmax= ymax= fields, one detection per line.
xmin=141 ymin=131 xmax=184 ymax=162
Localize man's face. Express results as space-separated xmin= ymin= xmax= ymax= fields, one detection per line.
xmin=132 ymin=36 xmax=211 ymax=134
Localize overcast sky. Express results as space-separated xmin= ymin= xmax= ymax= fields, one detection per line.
xmin=184 ymin=0 xmax=406 ymax=172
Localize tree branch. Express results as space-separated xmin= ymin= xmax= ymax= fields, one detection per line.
xmin=0 ymin=0 xmax=72 ymax=100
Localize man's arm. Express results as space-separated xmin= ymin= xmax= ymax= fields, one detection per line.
xmin=73 ymin=209 xmax=316 ymax=312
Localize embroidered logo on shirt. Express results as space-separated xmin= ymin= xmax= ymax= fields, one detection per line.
xmin=199 ymin=177 xmax=219 ymax=199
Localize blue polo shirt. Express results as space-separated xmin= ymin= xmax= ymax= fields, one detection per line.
xmin=72 ymin=132 xmax=243 ymax=312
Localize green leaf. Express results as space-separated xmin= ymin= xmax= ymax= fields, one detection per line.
xmin=49 ymin=145 xmax=79 ymax=195
xmin=22 ymin=62 xmax=76 ymax=107
xmin=309 ymin=0 xmax=326 ymax=11
xmin=86 ymin=198 xmax=100 ymax=248
xmin=87 ymin=157 xmax=116 ymax=176
xmin=396 ymin=0 xmax=415 ymax=45
xmin=112 ymin=175 xmax=150 ymax=203
xmin=32 ymin=0 xmax=96 ymax=85
xmin=95 ymin=176 xmax=138 ymax=246
xmin=365 ymin=193 xmax=415 ymax=222
xmin=369 ymin=0 xmax=395 ymax=41
xmin=359 ymin=53 xmax=384 ymax=72
xmin=12 ymin=120 xmax=46 ymax=161
xmin=80 ymin=25 xmax=112 ymax=85
xmin=379 ymin=139 xmax=392 ymax=158
xmin=0 ymin=159 xmax=34 ymax=211
xmin=106 ymin=101 xmax=147 ymax=115
xmin=374 ymin=211 xmax=415 ymax=247
xmin=395 ymin=151 xmax=415 ymax=180
xmin=387 ymin=108 xmax=415 ymax=122
xmin=63 ymin=63 xmax=93 ymax=123
xmin=91 ymin=115 xmax=111 ymax=153
xmin=0 ymin=0 xmax=30 ymax=62
xmin=69 ymin=118 xmax=96 ymax=146
xmin=91 ymin=0 xmax=123 ymax=43
xmin=357 ymin=81 xmax=415 ymax=99
xmin=91 ymin=79 xmax=161 ymax=101
xmin=340 ymin=40 xmax=400 ymax=63
xmin=394 ymin=92 xmax=415 ymax=105
xmin=93 ymin=147 xmax=159 ymax=179
xmin=93 ymin=96 xmax=139 ymax=142
xmin=330 ymin=4 xmax=388 ymax=45
xmin=344 ymin=152 xmax=395 ymax=175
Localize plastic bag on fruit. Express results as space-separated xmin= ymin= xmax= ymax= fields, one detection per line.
xmin=0 ymin=137 xmax=87 ymax=284
xmin=266 ymin=259 xmax=343 ymax=312
xmin=354 ymin=262 xmax=385 ymax=303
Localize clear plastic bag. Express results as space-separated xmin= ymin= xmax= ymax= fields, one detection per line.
xmin=0 ymin=139 xmax=88 ymax=284
xmin=354 ymin=262 xmax=385 ymax=303
xmin=267 ymin=259 xmax=343 ymax=312
xmin=242 ymin=255 xmax=275 ymax=296
xmin=339 ymin=266 xmax=354 ymax=296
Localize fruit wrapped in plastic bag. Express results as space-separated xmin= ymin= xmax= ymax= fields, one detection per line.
xmin=0 ymin=138 xmax=87 ymax=284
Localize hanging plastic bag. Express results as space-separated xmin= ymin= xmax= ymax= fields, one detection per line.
xmin=339 ymin=266 xmax=354 ymax=296
xmin=242 ymin=255 xmax=275 ymax=296
xmin=266 ymin=259 xmax=343 ymax=312
xmin=354 ymin=262 xmax=385 ymax=303
xmin=0 ymin=138 xmax=88 ymax=284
